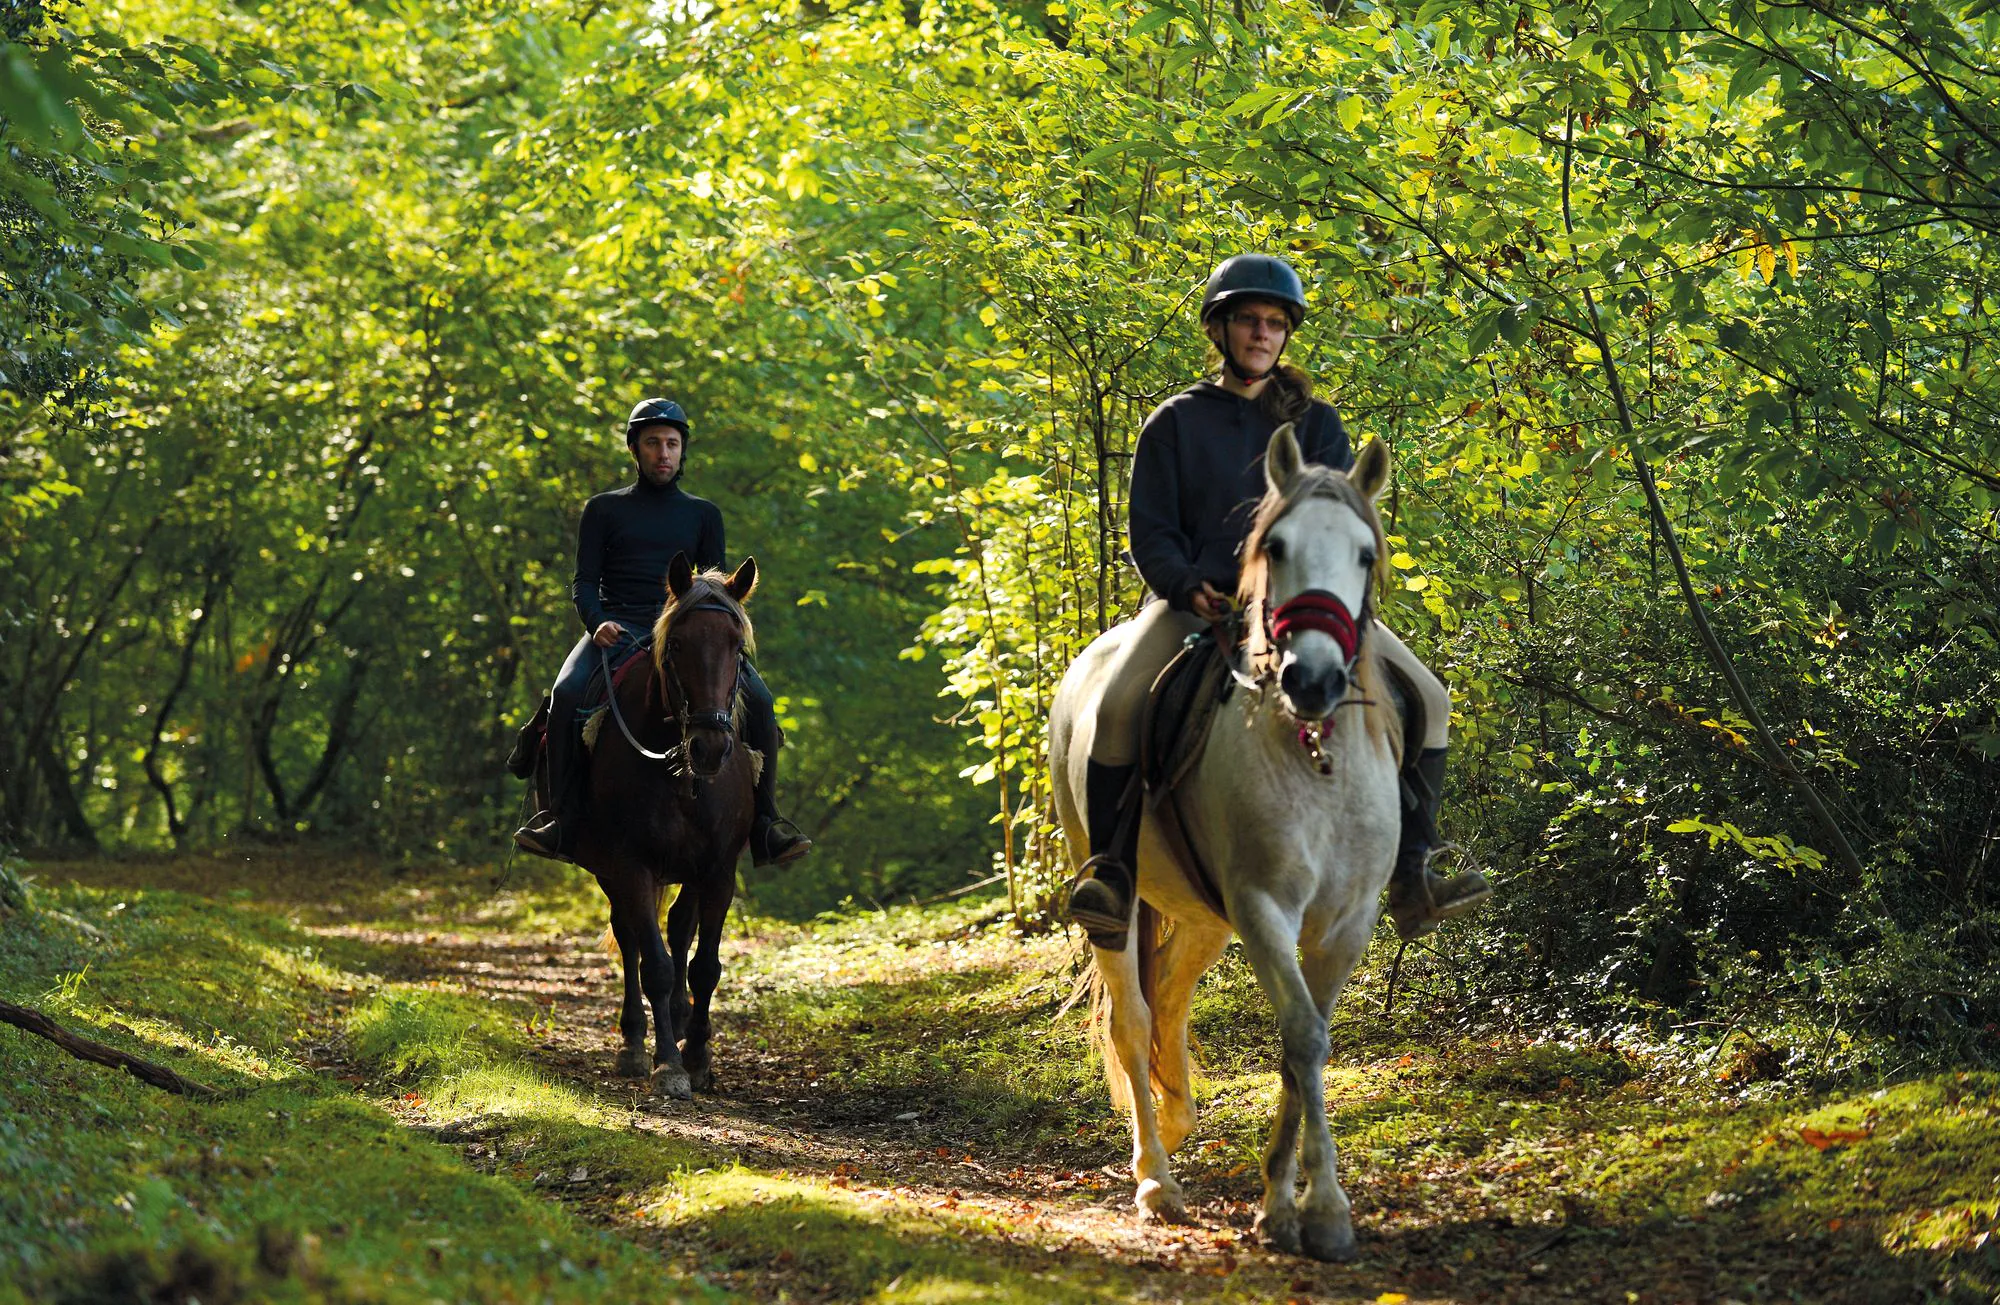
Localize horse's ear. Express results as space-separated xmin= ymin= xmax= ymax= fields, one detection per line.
xmin=1349 ymin=437 xmax=1391 ymax=503
xmin=667 ymin=551 xmax=694 ymax=599
xmin=725 ymin=555 xmax=758 ymax=603
xmin=1264 ymin=422 xmax=1303 ymax=494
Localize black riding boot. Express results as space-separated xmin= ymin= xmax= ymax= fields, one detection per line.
xmin=514 ymin=697 xmax=585 ymax=862
xmin=1386 ymin=746 xmax=1492 ymax=941
xmin=742 ymin=662 xmax=810 ymax=866
xmin=1065 ymin=758 xmax=1140 ymax=950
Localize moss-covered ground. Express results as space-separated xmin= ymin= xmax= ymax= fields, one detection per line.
xmin=2 ymin=852 xmax=1994 ymax=1303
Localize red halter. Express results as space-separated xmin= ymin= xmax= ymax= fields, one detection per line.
xmin=1269 ymin=589 xmax=1362 ymax=664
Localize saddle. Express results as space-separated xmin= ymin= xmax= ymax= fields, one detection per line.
xmin=504 ymin=642 xmax=763 ymax=782
xmin=1135 ymin=626 xmax=1427 ymax=923
xmin=502 ymin=637 xmax=653 ymax=781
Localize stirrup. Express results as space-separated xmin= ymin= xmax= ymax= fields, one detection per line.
xmin=752 ymin=815 xmax=812 ymax=867
xmin=513 ymin=816 xmax=574 ymax=865
xmin=1388 ymin=845 xmax=1492 ymax=942
xmin=1064 ymin=855 xmax=1134 ymax=951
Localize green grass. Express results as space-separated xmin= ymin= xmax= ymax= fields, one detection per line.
xmin=9 ymin=854 xmax=1998 ymax=1303
xmin=0 ymin=872 xmax=720 ymax=1303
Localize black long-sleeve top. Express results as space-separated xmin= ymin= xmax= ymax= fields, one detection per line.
xmin=571 ymin=477 xmax=726 ymax=632
xmin=1127 ymin=382 xmax=1354 ymax=611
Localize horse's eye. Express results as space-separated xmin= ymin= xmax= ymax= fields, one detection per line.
xmin=1359 ymin=547 xmax=1377 ymax=569
xmin=1266 ymin=537 xmax=1288 ymax=564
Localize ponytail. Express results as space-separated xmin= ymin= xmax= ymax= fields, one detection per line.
xmin=1257 ymin=363 xmax=1313 ymax=425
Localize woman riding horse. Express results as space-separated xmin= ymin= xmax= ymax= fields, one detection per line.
xmin=1062 ymin=254 xmax=1491 ymax=947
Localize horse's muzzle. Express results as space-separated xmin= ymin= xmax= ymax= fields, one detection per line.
xmin=685 ymin=728 xmax=735 ymax=777
xmin=1280 ymin=657 xmax=1348 ymax=722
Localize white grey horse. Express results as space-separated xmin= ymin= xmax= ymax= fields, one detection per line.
xmin=1050 ymin=423 xmax=1403 ymax=1262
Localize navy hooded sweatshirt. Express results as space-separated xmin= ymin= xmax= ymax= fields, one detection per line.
xmin=1127 ymin=382 xmax=1354 ymax=612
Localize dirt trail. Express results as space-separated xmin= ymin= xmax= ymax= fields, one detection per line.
xmin=324 ymin=915 xmax=1657 ymax=1304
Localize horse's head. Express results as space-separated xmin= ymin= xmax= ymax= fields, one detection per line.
xmin=1239 ymin=423 xmax=1391 ymax=722
xmin=655 ymin=552 xmax=758 ymax=778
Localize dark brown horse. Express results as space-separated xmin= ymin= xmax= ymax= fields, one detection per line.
xmin=533 ymin=551 xmax=759 ymax=1099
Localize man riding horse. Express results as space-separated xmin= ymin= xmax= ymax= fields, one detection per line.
xmin=1062 ymin=254 xmax=1491 ymax=947
xmin=513 ymin=397 xmax=812 ymax=868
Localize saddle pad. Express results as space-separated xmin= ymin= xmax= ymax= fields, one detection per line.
xmin=1140 ymin=629 xmax=1233 ymax=794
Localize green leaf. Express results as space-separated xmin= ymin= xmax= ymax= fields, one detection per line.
xmin=1466 ymin=309 xmax=1501 ymax=357
xmin=1337 ymin=95 xmax=1364 ymax=132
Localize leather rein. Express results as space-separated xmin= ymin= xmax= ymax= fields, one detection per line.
xmin=598 ymin=601 xmax=743 ymax=777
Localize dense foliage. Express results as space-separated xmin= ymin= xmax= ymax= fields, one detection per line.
xmin=4 ymin=0 xmax=1996 ymax=1058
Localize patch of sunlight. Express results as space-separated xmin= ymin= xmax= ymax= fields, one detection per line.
xmin=877 ymin=1275 xmax=1047 ymax=1304
xmin=247 ymin=940 xmax=359 ymax=994
xmin=66 ymin=1004 xmax=292 ymax=1081
xmin=346 ymin=985 xmax=526 ymax=1077
xmin=1885 ymin=1198 xmax=2000 ymax=1256
xmin=425 ymin=1064 xmax=600 ymax=1124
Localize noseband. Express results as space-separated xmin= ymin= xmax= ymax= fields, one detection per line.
xmin=1268 ymin=589 xmax=1364 ymax=665
xmin=1263 ymin=589 xmax=1372 ymax=776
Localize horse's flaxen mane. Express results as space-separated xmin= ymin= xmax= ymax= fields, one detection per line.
xmin=651 ymin=572 xmax=756 ymax=681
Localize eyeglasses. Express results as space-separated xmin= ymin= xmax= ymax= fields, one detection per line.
xmin=1227 ymin=311 xmax=1291 ymax=335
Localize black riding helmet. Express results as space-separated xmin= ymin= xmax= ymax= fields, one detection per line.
xmin=1201 ymin=255 xmax=1307 ymax=384
xmin=1200 ymin=254 xmax=1307 ymax=328
xmin=625 ymin=397 xmax=690 ymax=447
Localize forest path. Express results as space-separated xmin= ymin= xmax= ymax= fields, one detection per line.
xmin=318 ymin=881 xmax=1935 ymax=1305
xmin=41 ymin=855 xmax=1976 ymax=1303
xmin=343 ymin=909 xmax=1361 ymax=1302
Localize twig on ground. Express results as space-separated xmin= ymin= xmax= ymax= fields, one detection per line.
xmin=911 ymin=872 xmax=1006 ymax=907
xmin=1384 ymin=938 xmax=1411 ymax=1013
xmin=0 ymin=998 xmax=218 ymax=1098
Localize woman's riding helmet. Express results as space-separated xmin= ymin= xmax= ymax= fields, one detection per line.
xmin=1200 ymin=255 xmax=1307 ymax=329
xmin=625 ymin=397 xmax=690 ymax=446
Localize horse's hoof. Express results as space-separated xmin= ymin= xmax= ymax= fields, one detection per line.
xmin=1300 ymin=1219 xmax=1358 ymax=1263
xmin=1255 ymin=1211 xmax=1302 ymax=1256
xmin=688 ymin=1065 xmax=714 ymax=1095
xmin=615 ymin=1048 xmax=651 ymax=1079
xmin=1135 ymin=1177 xmax=1188 ymax=1224
xmin=652 ymin=1066 xmax=693 ymax=1101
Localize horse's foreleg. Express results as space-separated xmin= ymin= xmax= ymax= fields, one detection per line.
xmin=606 ymin=897 xmax=650 ymax=1080
xmin=1235 ymin=895 xmax=1351 ymax=1261
xmin=1294 ymin=919 xmax=1371 ymax=1256
xmin=636 ymin=881 xmax=691 ymax=1101
xmin=1097 ymin=940 xmax=1184 ymax=1223
xmin=1149 ymin=922 xmax=1230 ymax=1154
xmin=664 ymin=885 xmax=698 ymax=1046
xmin=681 ymin=872 xmax=734 ymax=1094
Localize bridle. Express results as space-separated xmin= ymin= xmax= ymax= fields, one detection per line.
xmin=1269 ymin=588 xmax=1364 ymax=665
xmin=1254 ymin=587 xmax=1375 ymax=777
xmin=599 ymin=600 xmax=744 ymax=780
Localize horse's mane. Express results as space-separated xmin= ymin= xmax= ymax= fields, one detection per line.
xmin=651 ymin=571 xmax=755 ymax=682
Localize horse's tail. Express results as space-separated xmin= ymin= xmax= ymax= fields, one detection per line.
xmin=598 ymin=881 xmax=673 ymax=960
xmin=1090 ymin=900 xmax=1164 ymax=1115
